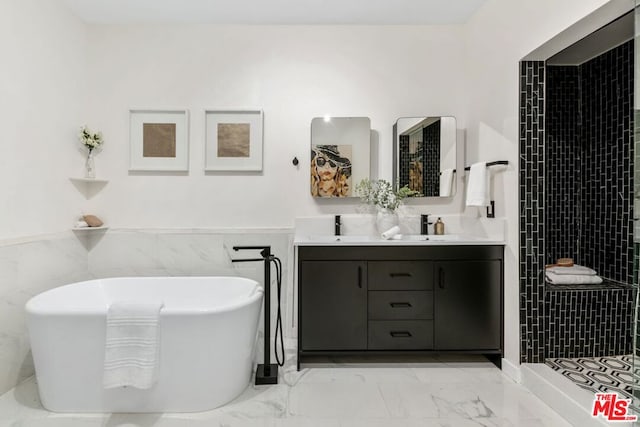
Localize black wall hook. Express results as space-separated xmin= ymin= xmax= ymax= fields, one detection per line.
xmin=292 ymin=157 xmax=299 ymax=166
xmin=487 ymin=200 xmax=496 ymax=218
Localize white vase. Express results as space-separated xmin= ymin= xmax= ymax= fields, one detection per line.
xmin=376 ymin=208 xmax=399 ymax=233
xmin=84 ymin=150 xmax=95 ymax=179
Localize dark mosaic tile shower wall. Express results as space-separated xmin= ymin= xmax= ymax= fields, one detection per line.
xmin=546 ymin=41 xmax=634 ymax=284
xmin=546 ymin=288 xmax=634 ymax=358
xmin=423 ymin=120 xmax=441 ymax=197
xmin=545 ymin=66 xmax=581 ymax=267
xmin=580 ymin=41 xmax=634 ymax=284
xmin=636 ymin=112 xmax=640 ymax=362
xmin=519 ymin=61 xmax=546 ymax=363
xmin=519 ymin=41 xmax=635 ymax=363
xmin=399 ymin=135 xmax=410 ymax=187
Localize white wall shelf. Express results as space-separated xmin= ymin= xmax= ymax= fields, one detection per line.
xmin=69 ymin=177 xmax=108 ymax=241
xmin=69 ymin=177 xmax=109 ymax=200
xmin=71 ymin=226 xmax=109 ymax=232
xmin=69 ymin=177 xmax=109 ymax=185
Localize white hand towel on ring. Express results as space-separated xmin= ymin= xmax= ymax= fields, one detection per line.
xmin=466 ymin=162 xmax=489 ymax=207
xmin=439 ymin=168 xmax=455 ymax=197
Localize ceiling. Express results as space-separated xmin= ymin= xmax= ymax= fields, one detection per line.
xmin=547 ymin=11 xmax=633 ymax=65
xmin=59 ymin=0 xmax=488 ymax=25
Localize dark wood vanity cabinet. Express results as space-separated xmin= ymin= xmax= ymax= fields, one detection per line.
xmin=433 ymin=260 xmax=502 ymax=350
xmin=299 ymin=260 xmax=367 ymax=350
xmin=297 ymin=245 xmax=503 ymax=367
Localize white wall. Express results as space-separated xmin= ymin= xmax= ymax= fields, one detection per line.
xmin=0 ymin=0 xmax=89 ymax=395
xmin=0 ymin=0 xmax=87 ymax=240
xmin=464 ymin=0 xmax=614 ymax=368
xmin=84 ymin=25 xmax=469 ymax=229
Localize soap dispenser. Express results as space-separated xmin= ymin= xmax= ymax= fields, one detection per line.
xmin=434 ymin=218 xmax=445 ymax=235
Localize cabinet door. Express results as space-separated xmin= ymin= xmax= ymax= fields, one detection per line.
xmin=434 ymin=260 xmax=502 ymax=350
xmin=300 ymin=261 xmax=367 ymax=350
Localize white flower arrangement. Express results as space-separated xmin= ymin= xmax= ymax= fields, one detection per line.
xmin=355 ymin=178 xmax=419 ymax=211
xmin=79 ymin=125 xmax=104 ymax=152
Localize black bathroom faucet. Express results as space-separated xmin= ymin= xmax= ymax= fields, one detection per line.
xmin=335 ymin=215 xmax=341 ymax=236
xmin=231 ymin=246 xmax=278 ymax=385
xmin=421 ymin=214 xmax=433 ymax=235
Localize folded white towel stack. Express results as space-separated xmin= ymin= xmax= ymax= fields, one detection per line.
xmin=103 ymin=301 xmax=164 ymax=389
xmin=545 ymin=271 xmax=603 ymax=285
xmin=439 ymin=168 xmax=454 ymax=197
xmin=546 ymin=265 xmax=597 ymax=276
xmin=545 ymin=264 xmax=602 ymax=285
xmin=465 ymin=162 xmax=489 ymax=207
xmin=381 ymin=225 xmax=401 ymax=240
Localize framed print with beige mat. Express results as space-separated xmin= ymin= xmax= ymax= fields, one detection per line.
xmin=205 ymin=110 xmax=263 ymax=172
xmin=129 ymin=109 xmax=189 ymax=172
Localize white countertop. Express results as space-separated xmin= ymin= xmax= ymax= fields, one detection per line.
xmin=294 ymin=234 xmax=505 ymax=246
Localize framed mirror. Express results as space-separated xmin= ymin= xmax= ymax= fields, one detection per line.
xmin=393 ymin=116 xmax=457 ymax=198
xmin=310 ymin=117 xmax=371 ymax=198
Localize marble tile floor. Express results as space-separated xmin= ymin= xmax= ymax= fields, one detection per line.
xmin=0 ymin=355 xmax=573 ymax=427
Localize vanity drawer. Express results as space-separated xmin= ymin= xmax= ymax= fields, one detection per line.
xmin=368 ymin=291 xmax=433 ymax=320
xmin=368 ymin=320 xmax=434 ymax=350
xmin=368 ymin=261 xmax=433 ymax=290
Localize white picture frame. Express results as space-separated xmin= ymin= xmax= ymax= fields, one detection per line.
xmin=129 ymin=109 xmax=189 ymax=172
xmin=205 ymin=109 xmax=263 ymax=172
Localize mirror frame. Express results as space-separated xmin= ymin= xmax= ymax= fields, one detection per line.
xmin=310 ymin=117 xmax=371 ymax=198
xmin=393 ymin=116 xmax=457 ymax=198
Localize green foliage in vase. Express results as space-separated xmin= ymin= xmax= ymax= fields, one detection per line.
xmin=79 ymin=125 xmax=104 ymax=153
xmin=355 ymin=178 xmax=419 ymax=211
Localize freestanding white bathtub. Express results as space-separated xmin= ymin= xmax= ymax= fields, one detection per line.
xmin=25 ymin=276 xmax=263 ymax=413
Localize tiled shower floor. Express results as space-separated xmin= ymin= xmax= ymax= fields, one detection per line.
xmin=545 ymin=355 xmax=638 ymax=409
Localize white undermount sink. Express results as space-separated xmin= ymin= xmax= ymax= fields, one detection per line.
xmin=300 ymin=234 xmax=484 ymax=244
xmin=397 ymin=234 xmax=471 ymax=241
xmin=305 ymin=235 xmax=377 ymax=243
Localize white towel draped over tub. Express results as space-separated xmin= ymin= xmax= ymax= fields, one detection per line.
xmin=103 ymin=301 xmax=164 ymax=389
